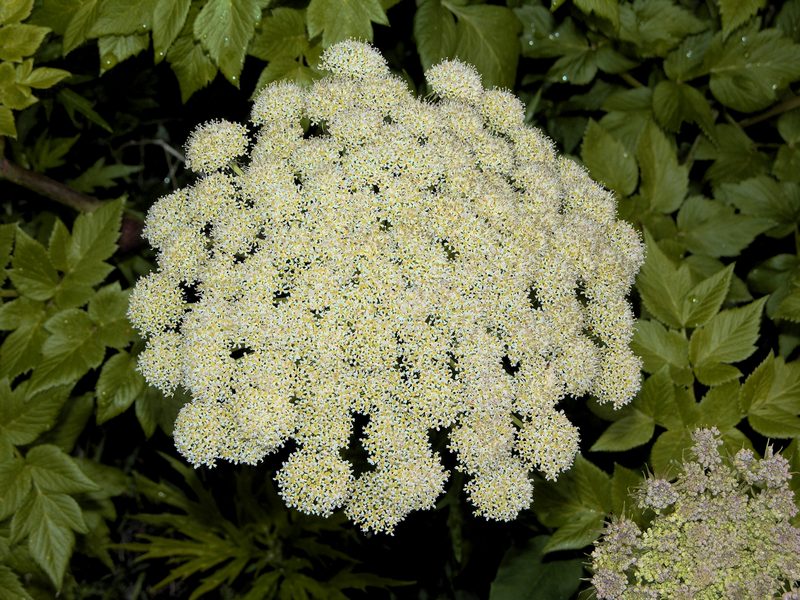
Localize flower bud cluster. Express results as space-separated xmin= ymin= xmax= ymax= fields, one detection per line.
xmin=129 ymin=40 xmax=643 ymax=533
xmin=591 ymin=428 xmax=800 ymax=599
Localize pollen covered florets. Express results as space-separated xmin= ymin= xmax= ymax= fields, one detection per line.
xmin=591 ymin=428 xmax=800 ymax=599
xmin=129 ymin=41 xmax=643 ymax=533
xmin=184 ymin=119 xmax=249 ymax=174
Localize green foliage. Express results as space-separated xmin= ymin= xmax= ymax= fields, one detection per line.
xmin=0 ymin=0 xmax=69 ymax=137
xmin=0 ymin=200 xmax=140 ymax=593
xmin=121 ymin=456 xmax=407 ymax=599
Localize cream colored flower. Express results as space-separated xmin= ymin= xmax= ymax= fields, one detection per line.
xmin=130 ymin=40 xmax=643 ymax=533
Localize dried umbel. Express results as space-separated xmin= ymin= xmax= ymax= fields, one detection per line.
xmin=128 ymin=41 xmax=644 ymax=533
xmin=591 ymin=428 xmax=800 ymax=599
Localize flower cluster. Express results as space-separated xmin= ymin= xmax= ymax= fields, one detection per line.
xmin=128 ymin=40 xmax=644 ymax=533
xmin=591 ymin=428 xmax=800 ymax=599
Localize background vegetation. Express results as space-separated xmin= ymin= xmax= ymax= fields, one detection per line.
xmin=1 ymin=0 xmax=799 ymax=597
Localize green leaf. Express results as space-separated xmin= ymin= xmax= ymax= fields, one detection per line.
xmin=699 ymin=124 xmax=770 ymax=186
xmin=89 ymin=0 xmax=157 ymax=36
xmin=707 ymin=28 xmax=800 ymax=112
xmin=681 ymin=264 xmax=734 ymax=328
xmin=650 ymin=427 xmax=692 ymax=476
xmin=248 ymin=7 xmax=307 ymax=62
xmin=591 ymin=410 xmax=654 ymax=452
xmin=676 ymin=196 xmax=771 ymax=257
xmin=0 ymin=297 xmax=49 ymax=379
xmin=28 ymin=308 xmax=106 ymax=393
xmin=636 ymin=232 xmax=693 ymax=328
xmin=9 ymin=228 xmax=59 ymax=301
xmin=66 ymin=199 xmax=123 ymax=270
xmin=0 ymin=223 xmax=14 ymax=274
xmin=12 ymin=490 xmax=86 ymax=589
xmin=0 ymin=379 xmax=69 ymax=447
xmin=153 ymin=0 xmax=190 ymax=62
xmin=166 ymin=17 xmax=218 ymax=102
xmin=741 ymin=353 xmax=800 ymax=438
xmin=414 ymin=0 xmax=457 ymax=72
xmin=63 ymin=0 xmax=100 ymax=53
xmin=68 ymin=158 xmax=141 ymax=193
xmin=252 ymin=57 xmax=319 ymax=90
xmin=28 ymin=135 xmax=79 ymax=172
xmin=41 ymin=393 xmax=93 ymax=453
xmin=0 ymin=456 xmax=32 ymax=520
xmin=306 ymin=0 xmax=387 ymax=47
xmin=618 ymin=0 xmax=706 ymax=57
xmin=97 ymin=33 xmax=149 ymax=73
xmin=698 ymin=380 xmax=743 ymax=429
xmin=56 ymin=88 xmax=113 ymax=132
xmin=637 ymin=122 xmax=688 ymax=214
xmin=693 ymin=362 xmax=742 ymax=386
xmin=719 ymin=0 xmax=765 ymax=39
xmin=446 ymin=2 xmax=521 ymax=89
xmin=718 ymin=176 xmax=800 ymax=239
xmin=18 ymin=66 xmax=70 ymax=89
xmin=610 ymin=464 xmax=644 ymax=522
xmin=652 ymin=81 xmax=715 ymax=136
xmin=25 ymin=444 xmax=98 ymax=494
xmin=0 ymin=565 xmax=33 ymax=600
xmin=0 ymin=106 xmax=16 ymax=138
xmin=664 ymin=32 xmax=713 ymax=81
xmin=573 ymin=0 xmax=619 ymax=29
xmin=777 ymin=0 xmax=800 ymax=42
xmin=194 ymin=0 xmax=260 ymax=86
xmin=542 ymin=511 xmax=604 ymax=553
xmin=689 ymin=297 xmax=767 ymax=385
xmin=0 ymin=0 xmax=33 ymax=25
xmin=776 ymin=284 xmax=800 ymax=322
xmin=0 ymin=24 xmax=50 ymax=61
xmin=580 ymin=119 xmax=637 ymax=196
xmin=631 ymin=320 xmax=691 ymax=383
xmin=533 ymin=455 xmax=611 ymax=536
xmin=89 ymin=283 xmax=134 ymax=348
xmin=489 ymin=535 xmax=583 ymax=600
xmin=96 ymin=351 xmax=145 ymax=424
xmin=136 ymin=386 xmax=188 ymax=437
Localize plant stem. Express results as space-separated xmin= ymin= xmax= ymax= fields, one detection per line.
xmin=0 ymin=148 xmax=102 ymax=213
xmin=739 ymin=94 xmax=800 ymax=128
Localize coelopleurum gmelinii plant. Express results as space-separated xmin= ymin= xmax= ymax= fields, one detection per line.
xmin=127 ymin=40 xmax=644 ymax=534
xmin=591 ymin=428 xmax=800 ymax=599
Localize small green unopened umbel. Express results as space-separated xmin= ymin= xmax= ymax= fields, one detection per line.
xmin=128 ymin=40 xmax=644 ymax=533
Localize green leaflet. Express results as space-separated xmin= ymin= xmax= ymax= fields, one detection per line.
xmin=194 ymin=0 xmax=261 ymax=86
xmin=581 ymin=119 xmax=638 ymax=196
xmin=489 ymin=535 xmax=583 ymax=600
xmin=414 ymin=0 xmax=457 ymax=72
xmin=166 ymin=6 xmax=217 ymax=102
xmin=652 ymin=80 xmax=715 ymax=136
xmin=249 ymin=8 xmax=308 ymax=63
xmin=0 ymin=0 xmax=34 ymax=26
xmin=306 ymin=0 xmax=388 ymax=47
xmin=707 ymin=27 xmax=800 ymax=112
xmin=636 ymin=122 xmax=688 ymax=214
xmin=718 ymin=0 xmax=765 ymax=39
xmin=152 ymin=0 xmax=190 ymax=62
xmin=689 ymin=297 xmax=767 ymax=385
xmin=0 ymin=24 xmax=50 ymax=62
xmin=741 ymin=353 xmax=800 ymax=438
xmin=415 ymin=0 xmax=520 ymax=89
xmin=9 ymin=228 xmax=59 ymax=301
xmin=0 ymin=379 xmax=70 ymax=451
xmin=532 ymin=456 xmax=611 ymax=553
xmin=95 ymin=350 xmax=145 ymax=424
